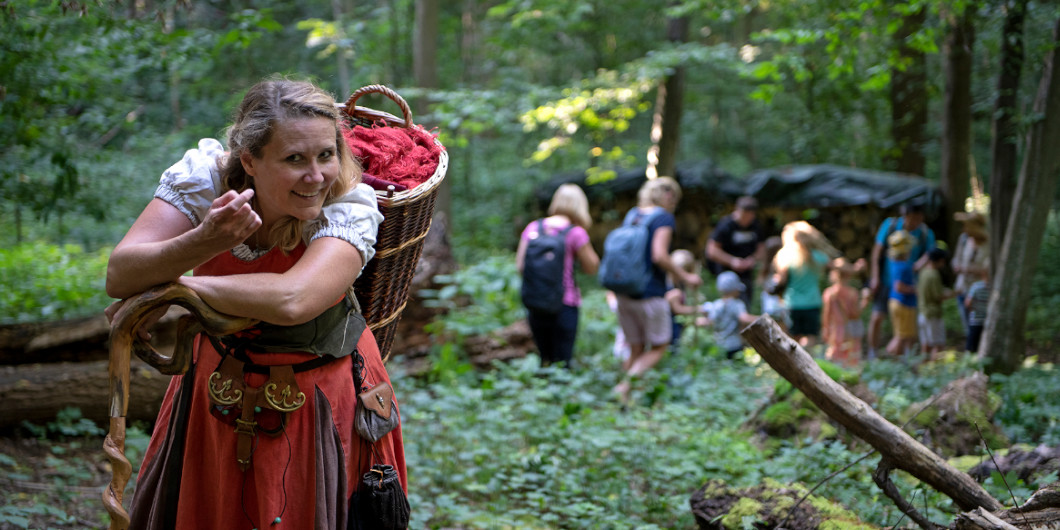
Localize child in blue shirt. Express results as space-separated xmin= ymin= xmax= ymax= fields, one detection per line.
xmin=886 ymin=230 xmax=918 ymax=357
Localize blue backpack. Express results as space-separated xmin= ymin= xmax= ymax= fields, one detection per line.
xmin=598 ymin=208 xmax=662 ymax=297
xmin=521 ymin=219 xmax=573 ymax=314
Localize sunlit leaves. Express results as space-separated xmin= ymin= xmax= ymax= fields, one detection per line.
xmin=297 ymin=18 xmax=355 ymax=60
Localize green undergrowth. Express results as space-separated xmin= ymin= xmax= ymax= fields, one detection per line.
xmin=398 ymin=254 xmax=1060 ymax=528
xmin=5 ymin=251 xmax=1060 ymax=527
xmin=0 ymin=241 xmax=113 ymax=324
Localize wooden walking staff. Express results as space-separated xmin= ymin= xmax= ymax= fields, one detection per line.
xmin=102 ymin=283 xmax=256 ymax=529
xmin=740 ymin=315 xmax=1003 ymax=514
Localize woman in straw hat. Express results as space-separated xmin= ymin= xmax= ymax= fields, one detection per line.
xmin=952 ymin=211 xmax=990 ymax=336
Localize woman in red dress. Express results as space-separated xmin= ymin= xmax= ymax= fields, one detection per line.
xmin=106 ymin=78 xmax=406 ymax=529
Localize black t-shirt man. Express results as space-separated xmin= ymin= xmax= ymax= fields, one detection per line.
xmin=706 ymin=196 xmax=764 ymax=305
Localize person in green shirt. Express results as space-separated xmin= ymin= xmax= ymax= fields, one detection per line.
xmin=917 ymin=248 xmax=952 ymax=357
xmin=771 ymin=221 xmax=840 ymax=348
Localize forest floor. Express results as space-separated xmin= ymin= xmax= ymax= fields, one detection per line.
xmin=0 ymin=433 xmax=115 ymax=529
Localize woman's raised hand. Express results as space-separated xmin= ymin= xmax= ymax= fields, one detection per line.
xmin=197 ymin=189 xmax=262 ymax=251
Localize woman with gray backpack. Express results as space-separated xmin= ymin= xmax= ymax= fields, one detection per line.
xmin=516 ymin=184 xmax=599 ymax=367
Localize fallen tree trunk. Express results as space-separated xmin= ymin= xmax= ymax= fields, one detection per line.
xmin=740 ymin=315 xmax=1002 ymax=513
xmin=956 ymin=483 xmax=1060 ymax=530
xmin=0 ymin=359 xmax=171 ymax=428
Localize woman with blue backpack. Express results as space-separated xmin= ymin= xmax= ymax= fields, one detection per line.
xmin=603 ymin=177 xmax=702 ymax=403
xmin=516 ymin=184 xmax=600 ymax=367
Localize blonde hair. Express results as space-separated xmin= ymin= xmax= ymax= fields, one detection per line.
xmin=548 ymin=183 xmax=592 ymax=228
xmin=774 ymin=221 xmax=839 ymax=272
xmin=219 ymin=77 xmax=361 ymax=252
xmin=637 ymin=176 xmax=682 ymax=208
xmin=671 ymin=249 xmax=695 ymax=273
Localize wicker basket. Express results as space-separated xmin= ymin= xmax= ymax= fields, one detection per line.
xmin=341 ymin=85 xmax=448 ymax=362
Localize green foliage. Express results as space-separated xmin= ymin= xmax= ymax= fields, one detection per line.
xmin=0 ymin=1 xmax=203 ymax=244
xmin=991 ymin=363 xmax=1060 ymax=445
xmin=421 ymin=255 xmax=524 ymax=339
xmin=19 ymin=407 xmax=104 ymax=440
xmin=0 ymin=241 xmax=112 ymax=324
xmin=1025 ymin=212 xmax=1060 ymax=349
xmin=402 ymin=341 xmax=773 ymax=528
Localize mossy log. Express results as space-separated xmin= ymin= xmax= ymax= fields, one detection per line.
xmin=690 ymin=478 xmax=874 ymax=530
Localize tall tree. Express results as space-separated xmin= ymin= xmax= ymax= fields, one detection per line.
xmin=413 ymin=0 xmax=439 ymax=115
xmin=646 ymin=12 xmax=689 ymax=179
xmin=413 ymin=0 xmax=449 ymax=228
xmin=989 ymin=0 xmax=1028 ymax=277
xmin=888 ymin=6 xmax=928 ymax=176
xmin=331 ymin=0 xmax=352 ymax=97
xmin=979 ymin=16 xmax=1060 ymax=373
xmin=939 ymin=3 xmax=975 ymax=245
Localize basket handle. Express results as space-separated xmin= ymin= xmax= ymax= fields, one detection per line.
xmin=342 ymin=85 xmax=413 ymax=128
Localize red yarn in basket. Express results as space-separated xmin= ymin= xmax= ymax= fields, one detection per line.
xmin=343 ymin=124 xmax=442 ymax=192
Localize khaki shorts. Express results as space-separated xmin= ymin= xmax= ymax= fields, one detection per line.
xmin=616 ymin=295 xmax=673 ymax=348
xmin=888 ymin=299 xmax=918 ymax=339
xmin=918 ymin=314 xmax=946 ymax=347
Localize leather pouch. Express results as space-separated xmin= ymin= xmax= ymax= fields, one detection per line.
xmin=348 ymin=464 xmax=409 ymax=529
xmin=354 ymin=382 xmax=400 ymax=443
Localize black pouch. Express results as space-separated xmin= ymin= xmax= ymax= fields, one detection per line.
xmin=348 ymin=464 xmax=410 ymax=530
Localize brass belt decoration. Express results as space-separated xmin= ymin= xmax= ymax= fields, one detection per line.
xmin=207 ymin=356 xmax=306 ymax=471
xmin=202 ymin=298 xmax=365 ymax=471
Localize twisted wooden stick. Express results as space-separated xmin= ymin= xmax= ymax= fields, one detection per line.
xmin=103 ymin=283 xmax=256 ymax=529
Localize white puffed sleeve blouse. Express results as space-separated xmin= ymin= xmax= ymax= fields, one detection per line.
xmin=154 ymin=139 xmax=383 ymax=270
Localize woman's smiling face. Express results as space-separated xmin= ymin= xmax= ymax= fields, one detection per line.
xmin=240 ymin=116 xmax=340 ymax=230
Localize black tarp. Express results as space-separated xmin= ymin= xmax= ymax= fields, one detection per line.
xmin=540 ymin=162 xmax=940 ymax=213
xmin=744 ymin=164 xmax=941 ymax=211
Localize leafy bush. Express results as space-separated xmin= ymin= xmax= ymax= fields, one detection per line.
xmin=991 ymin=363 xmax=1060 ymax=445
xmin=0 ymin=241 xmax=113 ymax=324
xmin=420 ymin=255 xmax=524 ymax=339
xmin=1026 ymin=212 xmax=1060 ymax=350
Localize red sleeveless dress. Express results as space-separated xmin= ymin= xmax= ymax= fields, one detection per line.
xmin=128 ymin=243 xmax=406 ymax=529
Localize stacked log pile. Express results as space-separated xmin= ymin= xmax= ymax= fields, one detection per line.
xmin=584 ymin=197 xmax=891 ymax=265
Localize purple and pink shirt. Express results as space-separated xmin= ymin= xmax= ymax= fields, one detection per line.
xmin=520 ymin=219 xmax=591 ymax=307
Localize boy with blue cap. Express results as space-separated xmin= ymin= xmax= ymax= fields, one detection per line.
xmin=697 ymin=271 xmax=758 ymax=359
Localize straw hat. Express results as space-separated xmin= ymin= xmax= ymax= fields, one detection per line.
xmin=955 ymin=211 xmax=988 ymax=240
xmin=887 ymin=230 xmax=915 ymax=259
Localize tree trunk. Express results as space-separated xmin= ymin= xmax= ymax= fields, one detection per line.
xmin=413 ymin=0 xmax=439 ymax=115
xmin=0 ymin=360 xmax=171 ymax=428
xmin=989 ymin=0 xmax=1027 ymax=278
xmin=331 ymin=0 xmax=352 ymax=97
xmin=646 ymin=13 xmax=688 ymax=179
xmin=940 ymin=5 xmax=975 ymax=246
xmin=888 ymin=7 xmax=928 ymax=176
xmin=980 ymin=17 xmax=1060 ymax=373
xmin=413 ymin=0 xmax=450 ymax=242
xmin=460 ymin=0 xmax=478 ymax=85
xmin=741 ymin=316 xmax=1003 ymax=513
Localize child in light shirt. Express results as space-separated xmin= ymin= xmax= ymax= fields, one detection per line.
xmin=821 ymin=258 xmax=866 ymax=367
xmin=696 ymin=271 xmax=757 ymax=359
